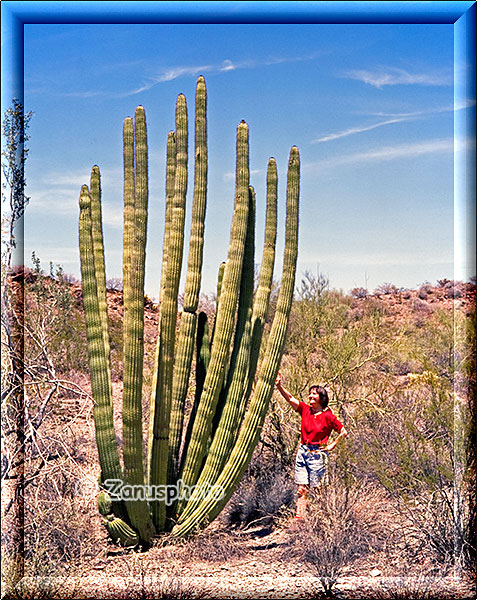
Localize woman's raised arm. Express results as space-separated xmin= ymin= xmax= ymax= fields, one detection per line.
xmin=274 ymin=372 xmax=300 ymax=412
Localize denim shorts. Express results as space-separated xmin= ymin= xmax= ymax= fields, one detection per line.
xmin=294 ymin=444 xmax=329 ymax=487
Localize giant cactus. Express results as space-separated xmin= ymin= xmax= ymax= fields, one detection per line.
xmin=78 ymin=76 xmax=300 ymax=544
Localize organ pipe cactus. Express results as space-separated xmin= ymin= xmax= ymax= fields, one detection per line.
xmin=121 ymin=107 xmax=156 ymax=542
xmin=78 ymin=76 xmax=300 ymax=544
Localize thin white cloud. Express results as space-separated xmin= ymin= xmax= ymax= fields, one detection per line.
xmin=311 ymin=100 xmax=476 ymax=145
xmin=39 ymin=166 xmax=123 ymax=189
xmin=305 ymin=138 xmax=456 ymax=173
xmin=132 ymin=64 xmax=214 ymax=93
xmin=344 ymin=66 xmax=452 ymax=89
xmin=369 ymin=98 xmax=475 ymax=119
xmin=357 ymin=139 xmax=454 ymax=160
xmin=311 ymin=117 xmax=409 ymax=144
xmin=49 ymin=52 xmax=323 ymax=99
xmin=127 ymin=53 xmax=322 ymax=96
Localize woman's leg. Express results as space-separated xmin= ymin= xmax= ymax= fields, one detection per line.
xmin=295 ymin=484 xmax=309 ymax=519
xmin=294 ymin=445 xmax=310 ymax=519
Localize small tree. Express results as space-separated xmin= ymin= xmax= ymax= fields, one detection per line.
xmin=1 ymin=99 xmax=33 ymax=589
xmin=374 ymin=282 xmax=398 ymax=295
xmin=2 ymin=98 xmax=33 ymax=269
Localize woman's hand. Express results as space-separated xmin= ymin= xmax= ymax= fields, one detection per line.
xmin=274 ymin=373 xmax=300 ymax=411
xmin=325 ymin=427 xmax=348 ymax=452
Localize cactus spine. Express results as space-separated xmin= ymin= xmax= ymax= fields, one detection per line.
xmin=78 ymin=77 xmax=300 ymax=543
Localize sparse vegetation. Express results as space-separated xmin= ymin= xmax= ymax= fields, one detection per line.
xmin=2 ymin=264 xmax=475 ymax=598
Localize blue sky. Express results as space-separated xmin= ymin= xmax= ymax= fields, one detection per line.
xmin=13 ymin=15 xmax=473 ymax=297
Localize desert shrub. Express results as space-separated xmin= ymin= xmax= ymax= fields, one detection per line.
xmin=277 ymin=274 xmax=475 ymax=578
xmin=350 ymin=286 xmax=368 ymax=299
xmin=349 ymin=305 xmax=365 ymax=321
xmin=260 ymin=393 xmax=300 ymax=467
xmin=1 ymin=564 xmax=77 ymax=600
xmin=25 ymin=255 xmax=89 ymax=375
xmin=286 ymin=276 xmax=399 ymax=415
xmin=412 ymin=297 xmax=430 ymax=312
xmin=297 ymin=269 xmax=330 ymax=303
xmin=282 ymin=475 xmax=387 ymax=595
xmin=464 ymin=280 xmax=476 ymax=294
xmin=444 ymin=286 xmax=462 ymax=299
xmin=21 ymin=458 xmax=102 ymax=567
xmin=408 ymin=310 xmax=456 ymax=377
xmin=333 ymin=297 xmax=474 ymax=572
xmin=129 ymin=576 xmax=207 ymax=600
xmin=24 ymin=256 xmax=127 ymax=383
xmin=60 ymin=272 xmax=79 ymax=285
xmin=357 ymin=382 xmax=473 ymax=571
xmin=375 ymin=282 xmax=398 ymax=295
xmin=418 ymin=285 xmax=432 ymax=300
xmin=197 ymin=292 xmax=217 ymax=318
xmin=224 ymin=452 xmax=295 ymax=529
xmin=393 ymin=360 xmax=414 ymax=376
xmin=106 ymin=276 xmax=123 ymax=291
xmin=2 ymin=497 xmax=84 ymax=598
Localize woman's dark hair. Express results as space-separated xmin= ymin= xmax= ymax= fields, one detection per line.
xmin=309 ymin=385 xmax=329 ymax=408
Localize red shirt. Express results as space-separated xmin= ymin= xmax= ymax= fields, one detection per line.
xmin=297 ymin=401 xmax=343 ymax=445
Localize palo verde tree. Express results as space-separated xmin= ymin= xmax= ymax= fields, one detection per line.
xmin=79 ymin=76 xmax=300 ymax=545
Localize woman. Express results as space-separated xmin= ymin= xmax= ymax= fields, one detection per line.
xmin=274 ymin=372 xmax=348 ymax=519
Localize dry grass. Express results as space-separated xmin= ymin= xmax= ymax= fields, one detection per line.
xmin=1 ymin=549 xmax=78 ymax=600
xmin=120 ymin=575 xmax=209 ymax=600
xmin=372 ymin=576 xmax=454 ymax=600
xmin=112 ymin=552 xmax=210 ymax=600
xmin=178 ymin=527 xmax=247 ymax=563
